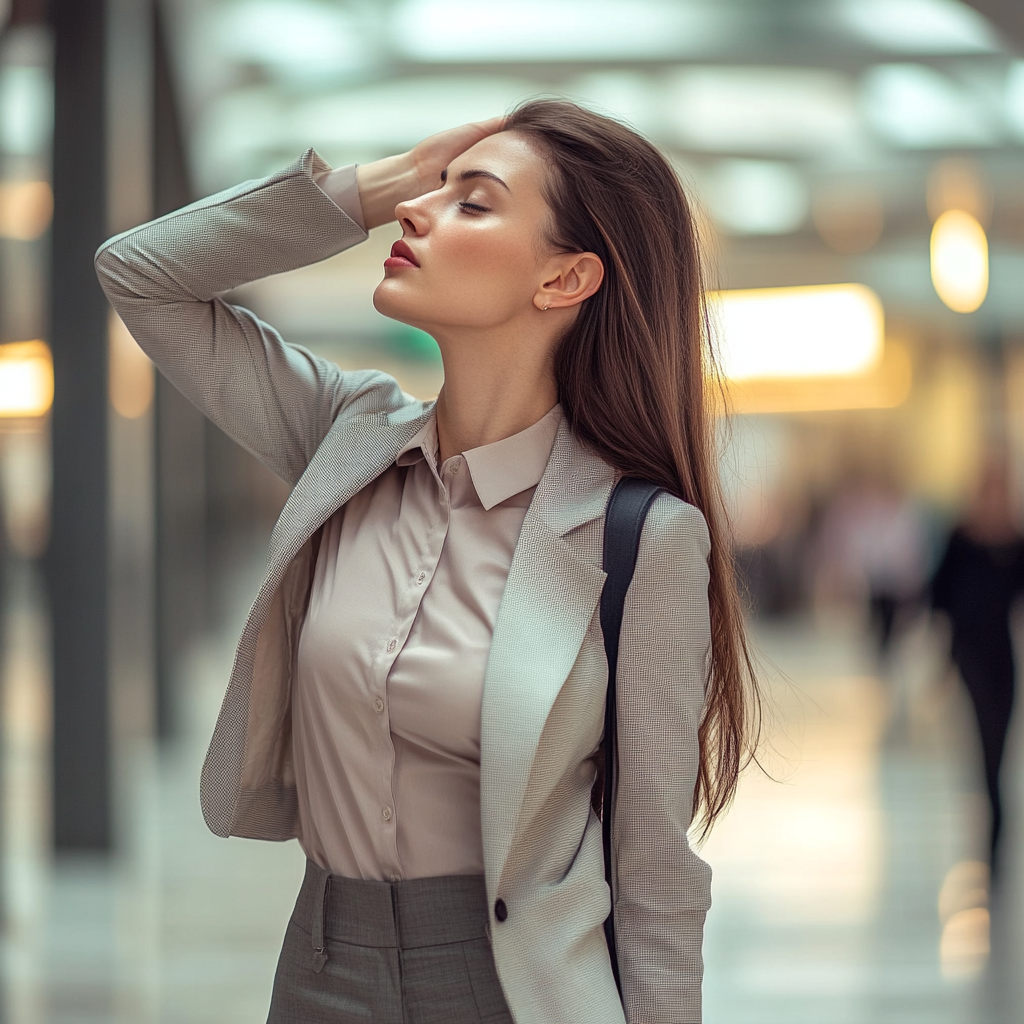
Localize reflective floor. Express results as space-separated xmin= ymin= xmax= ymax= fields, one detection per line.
xmin=703 ymin=615 xmax=1023 ymax=1024
xmin=1 ymin=561 xmax=1021 ymax=1023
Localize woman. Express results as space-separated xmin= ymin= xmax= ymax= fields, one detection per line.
xmin=96 ymin=101 xmax=757 ymax=1024
xmin=931 ymin=458 xmax=1023 ymax=878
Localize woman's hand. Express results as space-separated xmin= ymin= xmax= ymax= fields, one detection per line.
xmin=356 ymin=117 xmax=505 ymax=231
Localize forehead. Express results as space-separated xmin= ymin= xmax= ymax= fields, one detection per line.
xmin=448 ymin=131 xmax=547 ymax=194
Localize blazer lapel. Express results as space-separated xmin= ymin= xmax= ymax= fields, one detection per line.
xmin=266 ymin=402 xmax=434 ymax=579
xmin=480 ymin=420 xmax=616 ymax=887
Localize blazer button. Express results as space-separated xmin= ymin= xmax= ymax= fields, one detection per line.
xmin=494 ymin=898 xmax=508 ymax=922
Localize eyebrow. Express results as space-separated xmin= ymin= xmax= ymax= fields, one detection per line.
xmin=440 ymin=168 xmax=511 ymax=192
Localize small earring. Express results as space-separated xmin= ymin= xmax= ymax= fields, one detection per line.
xmin=542 ymin=304 xmax=550 ymax=311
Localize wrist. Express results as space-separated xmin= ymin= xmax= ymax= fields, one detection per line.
xmin=356 ymin=152 xmax=419 ymax=230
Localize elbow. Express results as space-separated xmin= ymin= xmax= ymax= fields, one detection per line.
xmin=93 ymin=238 xmax=120 ymax=298
xmin=93 ymin=237 xmax=148 ymax=319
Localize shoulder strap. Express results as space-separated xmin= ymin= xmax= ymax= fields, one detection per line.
xmin=600 ymin=476 xmax=663 ymax=997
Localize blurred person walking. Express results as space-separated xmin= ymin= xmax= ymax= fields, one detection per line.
xmin=95 ymin=101 xmax=758 ymax=1024
xmin=931 ymin=460 xmax=1024 ymax=877
xmin=815 ymin=480 xmax=929 ymax=663
xmin=858 ymin=486 xmax=929 ymax=665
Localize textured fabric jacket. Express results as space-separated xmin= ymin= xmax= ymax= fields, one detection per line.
xmin=95 ymin=150 xmax=713 ymax=1024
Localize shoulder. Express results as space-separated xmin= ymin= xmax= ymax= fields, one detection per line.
xmin=640 ymin=492 xmax=711 ymax=567
xmin=627 ymin=492 xmax=712 ymax=620
xmin=619 ymin=492 xmax=712 ymax=694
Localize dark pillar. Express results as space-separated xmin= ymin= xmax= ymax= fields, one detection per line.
xmin=964 ymin=2 xmax=1024 ymax=50
xmin=153 ymin=2 xmax=204 ymax=740
xmin=48 ymin=0 xmax=111 ymax=850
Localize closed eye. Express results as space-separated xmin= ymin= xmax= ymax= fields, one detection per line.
xmin=458 ymin=201 xmax=490 ymax=214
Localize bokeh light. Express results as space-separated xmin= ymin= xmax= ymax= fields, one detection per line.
xmin=930 ymin=209 xmax=989 ymax=313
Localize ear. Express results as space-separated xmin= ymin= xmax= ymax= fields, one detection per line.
xmin=533 ymin=252 xmax=604 ymax=312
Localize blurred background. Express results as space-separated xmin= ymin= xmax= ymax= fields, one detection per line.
xmin=0 ymin=0 xmax=1021 ymax=1021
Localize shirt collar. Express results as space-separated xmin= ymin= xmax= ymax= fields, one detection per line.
xmin=397 ymin=414 xmax=440 ymax=469
xmin=396 ymin=404 xmax=563 ymax=510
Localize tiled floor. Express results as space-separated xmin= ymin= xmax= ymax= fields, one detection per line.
xmin=1 ymin=564 xmax=1021 ymax=1023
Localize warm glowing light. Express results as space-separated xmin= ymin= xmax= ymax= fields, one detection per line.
xmin=711 ymin=284 xmax=884 ymax=381
xmin=938 ymin=860 xmax=989 ymax=923
xmin=938 ymin=860 xmax=990 ymax=980
xmin=940 ymin=908 xmax=990 ymax=979
xmin=931 ymin=209 xmax=988 ymax=313
xmin=109 ymin=312 xmax=154 ymax=419
xmin=0 ymin=181 xmax=52 ymax=240
xmin=0 ymin=341 xmax=53 ymax=417
xmin=724 ymin=343 xmax=912 ymax=415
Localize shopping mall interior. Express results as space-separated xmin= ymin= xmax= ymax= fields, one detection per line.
xmin=1 ymin=0 xmax=1024 ymax=1020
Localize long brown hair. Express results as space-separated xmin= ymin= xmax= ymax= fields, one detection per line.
xmin=505 ymin=99 xmax=760 ymax=837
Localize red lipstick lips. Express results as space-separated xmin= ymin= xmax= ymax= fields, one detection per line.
xmin=385 ymin=239 xmax=419 ymax=269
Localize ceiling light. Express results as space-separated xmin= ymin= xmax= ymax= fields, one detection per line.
xmin=861 ymin=64 xmax=996 ymax=148
xmin=711 ymin=284 xmax=884 ymax=381
xmin=212 ymin=1 xmax=367 ymax=80
xmin=568 ymin=72 xmax=662 ymax=136
xmin=1004 ymin=62 xmax=1024 ymax=141
xmin=391 ymin=0 xmax=725 ymax=61
xmin=665 ymin=67 xmax=860 ymax=154
xmin=292 ymin=77 xmax=538 ymax=151
xmin=704 ymin=160 xmax=808 ymax=236
xmin=931 ymin=210 xmax=988 ymax=313
xmin=837 ymin=0 xmax=1000 ymax=55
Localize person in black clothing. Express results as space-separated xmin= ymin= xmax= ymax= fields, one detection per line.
xmin=931 ymin=461 xmax=1024 ymax=876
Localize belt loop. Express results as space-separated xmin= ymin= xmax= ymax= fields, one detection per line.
xmin=311 ymin=867 xmax=331 ymax=973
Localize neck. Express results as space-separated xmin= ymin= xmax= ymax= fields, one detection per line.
xmin=431 ymin=322 xmax=560 ymax=462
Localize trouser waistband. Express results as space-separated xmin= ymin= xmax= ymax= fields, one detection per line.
xmin=295 ymin=860 xmax=490 ymax=971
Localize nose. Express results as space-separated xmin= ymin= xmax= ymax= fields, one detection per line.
xmin=394 ymin=195 xmax=428 ymax=237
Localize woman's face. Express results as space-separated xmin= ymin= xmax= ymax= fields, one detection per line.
xmin=372 ymin=132 xmax=555 ymax=335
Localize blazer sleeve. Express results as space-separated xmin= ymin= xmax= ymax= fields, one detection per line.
xmin=613 ymin=495 xmax=713 ymax=1024
xmin=94 ymin=148 xmax=409 ymax=485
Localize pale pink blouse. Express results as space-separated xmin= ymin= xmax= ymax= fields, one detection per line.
xmin=293 ymin=405 xmax=563 ymax=881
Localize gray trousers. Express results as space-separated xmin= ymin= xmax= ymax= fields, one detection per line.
xmin=267 ymin=860 xmax=514 ymax=1023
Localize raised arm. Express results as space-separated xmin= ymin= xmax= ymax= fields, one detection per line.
xmin=614 ymin=496 xmax=713 ymax=1024
xmin=95 ymin=118 xmax=504 ymax=484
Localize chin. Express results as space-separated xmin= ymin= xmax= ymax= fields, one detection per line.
xmin=376 ymin=280 xmax=440 ymax=327
xmin=372 ymin=281 xmax=432 ymax=331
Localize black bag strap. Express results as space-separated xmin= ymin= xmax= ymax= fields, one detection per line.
xmin=600 ymin=476 xmax=663 ymax=997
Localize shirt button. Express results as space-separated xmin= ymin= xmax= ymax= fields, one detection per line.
xmin=386 ymin=638 xmax=397 ymax=653
xmin=382 ymin=806 xmax=393 ymax=822
xmin=450 ymin=460 xmax=460 ymax=474
xmin=374 ymin=696 xmax=385 ymax=714
xmin=416 ymin=571 xmax=426 ymax=585
xmin=494 ymin=898 xmax=508 ymax=922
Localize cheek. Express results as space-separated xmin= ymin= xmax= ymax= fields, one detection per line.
xmin=437 ymin=221 xmax=536 ymax=286
xmin=376 ymin=221 xmax=538 ymax=325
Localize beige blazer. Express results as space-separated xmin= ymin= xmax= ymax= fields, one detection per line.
xmin=95 ymin=150 xmax=713 ymax=1024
